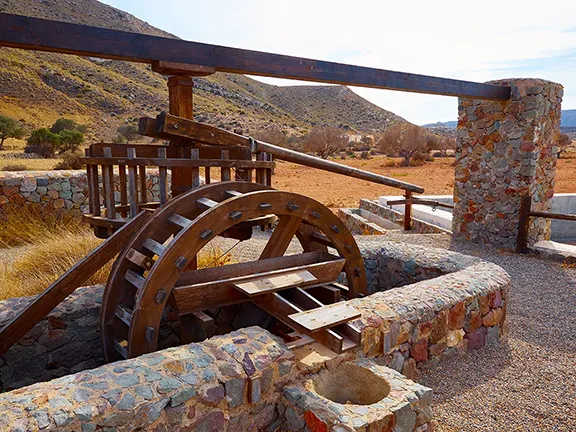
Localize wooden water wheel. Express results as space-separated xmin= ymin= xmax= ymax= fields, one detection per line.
xmin=101 ymin=181 xmax=367 ymax=361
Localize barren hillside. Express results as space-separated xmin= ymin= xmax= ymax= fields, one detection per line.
xmin=0 ymin=0 xmax=405 ymax=140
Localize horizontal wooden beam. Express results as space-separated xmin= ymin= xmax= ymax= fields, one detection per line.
xmin=0 ymin=13 xmax=511 ymax=100
xmin=155 ymin=113 xmax=426 ymax=193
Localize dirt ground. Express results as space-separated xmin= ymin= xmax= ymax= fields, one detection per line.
xmin=273 ymin=156 xmax=576 ymax=209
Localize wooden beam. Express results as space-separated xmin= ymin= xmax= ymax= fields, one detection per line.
xmin=288 ymin=302 xmax=360 ymax=332
xmin=0 ymin=13 xmax=511 ymax=100
xmin=155 ymin=114 xmax=426 ymax=193
xmin=0 ymin=210 xmax=152 ymax=356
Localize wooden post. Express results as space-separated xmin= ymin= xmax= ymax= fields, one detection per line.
xmin=168 ymin=76 xmax=195 ymax=197
xmin=118 ymin=164 xmax=128 ymax=217
xmin=102 ymin=147 xmax=116 ymax=220
xmin=191 ymin=148 xmax=200 ymax=189
xmin=403 ymin=190 xmax=412 ymax=231
xmin=516 ymin=195 xmax=532 ymax=253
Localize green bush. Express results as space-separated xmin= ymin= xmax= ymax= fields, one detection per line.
xmin=24 ymin=118 xmax=86 ymax=158
xmin=25 ymin=128 xmax=61 ymax=157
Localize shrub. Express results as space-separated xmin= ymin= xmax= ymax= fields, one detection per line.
xmin=54 ymin=151 xmax=85 ymax=170
xmin=382 ymin=158 xmax=398 ymax=167
xmin=0 ymin=115 xmax=26 ymax=150
xmin=360 ymin=151 xmax=371 ymax=160
xmin=2 ymin=163 xmax=29 ymax=171
xmin=50 ymin=118 xmax=87 ymax=134
xmin=25 ymin=119 xmax=86 ymax=157
xmin=58 ymin=129 xmax=85 ymax=153
xmin=117 ymin=124 xmax=139 ymax=144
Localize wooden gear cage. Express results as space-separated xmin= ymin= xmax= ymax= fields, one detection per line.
xmin=0 ymin=12 xmax=510 ymax=361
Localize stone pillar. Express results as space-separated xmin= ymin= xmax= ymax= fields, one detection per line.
xmin=453 ymin=79 xmax=563 ymax=248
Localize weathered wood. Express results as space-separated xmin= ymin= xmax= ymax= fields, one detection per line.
xmin=83 ymin=157 xmax=272 ymax=169
xmin=102 ymin=147 xmax=116 ymax=220
xmin=155 ymin=113 xmax=425 ymax=193
xmin=288 ymin=302 xmax=360 ymax=332
xmin=158 ymin=148 xmax=168 ymax=204
xmin=174 ymin=257 xmax=345 ymax=311
xmin=259 ymin=215 xmax=303 ymax=259
xmin=127 ymin=147 xmax=138 ymax=217
xmin=179 ymin=311 xmax=217 ymax=344
xmin=221 ymin=150 xmax=231 ymax=181
xmin=138 ymin=165 xmax=147 ymax=203
xmin=234 ymin=270 xmax=317 ymax=297
xmin=386 ymin=198 xmax=454 ymax=210
xmin=0 ymin=13 xmax=511 ymax=100
xmin=285 ymin=332 xmax=314 ymax=350
xmin=305 ymin=285 xmax=341 ymax=304
xmin=118 ymin=164 xmax=128 ymax=217
xmin=0 ymin=210 xmax=152 ymax=356
xmin=191 ymin=148 xmax=200 ymax=189
xmin=528 ymin=210 xmax=576 ymax=221
xmin=403 ymin=190 xmax=413 ymax=231
xmin=282 ymin=287 xmax=324 ymax=310
xmin=151 ymin=61 xmax=215 ymax=76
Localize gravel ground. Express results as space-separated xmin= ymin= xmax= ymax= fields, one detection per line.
xmin=415 ymin=239 xmax=576 ymax=432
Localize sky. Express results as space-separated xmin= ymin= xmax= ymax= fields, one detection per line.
xmin=100 ymin=0 xmax=576 ymax=125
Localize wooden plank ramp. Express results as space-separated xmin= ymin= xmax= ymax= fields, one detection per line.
xmin=288 ymin=302 xmax=361 ymax=332
xmin=0 ymin=210 xmax=152 ymax=356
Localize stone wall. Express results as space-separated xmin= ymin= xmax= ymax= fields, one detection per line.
xmin=453 ymin=78 xmax=563 ymax=248
xmin=0 ymin=170 xmax=170 ymax=213
xmin=0 ymin=242 xmax=510 ymax=431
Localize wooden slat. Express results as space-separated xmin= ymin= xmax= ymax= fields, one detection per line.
xmin=220 ymin=150 xmax=231 ymax=181
xmin=252 ymin=293 xmax=344 ymax=353
xmin=158 ymin=148 xmax=168 ymax=205
xmin=234 ymin=270 xmax=317 ymax=297
xmin=142 ymin=238 xmax=166 ymax=256
xmin=173 ymin=253 xmax=344 ymax=313
xmin=114 ymin=339 xmax=128 ymax=359
xmin=118 ymin=164 xmax=128 ymax=217
xmin=289 ymin=302 xmax=360 ymax=332
xmin=125 ymin=269 xmax=146 ymax=290
xmin=285 ymin=332 xmax=314 ymax=350
xmin=0 ymin=13 xmax=511 ymax=100
xmin=191 ymin=148 xmax=200 ymax=189
xmin=179 ymin=311 xmax=217 ymax=344
xmin=305 ymin=285 xmax=341 ymax=304
xmin=0 ymin=210 xmax=152 ymax=356
xmin=196 ymin=197 xmax=218 ymax=210
xmin=138 ymin=165 xmax=147 ymax=203
xmin=102 ymin=147 xmax=115 ymax=220
xmin=127 ymin=147 xmax=138 ymax=217
xmin=168 ymin=213 xmax=193 ymax=229
xmin=115 ymin=304 xmax=133 ymax=326
xmin=282 ymin=287 xmax=324 ymax=310
xmin=125 ymin=248 xmax=154 ymax=270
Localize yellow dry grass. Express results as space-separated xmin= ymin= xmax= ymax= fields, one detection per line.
xmin=0 ymin=205 xmax=233 ymax=300
xmin=0 ymin=204 xmax=88 ymax=247
xmin=0 ymin=158 xmax=63 ymax=171
xmin=0 ymin=232 xmax=108 ymax=300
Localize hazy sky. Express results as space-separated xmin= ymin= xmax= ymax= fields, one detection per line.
xmin=101 ymin=0 xmax=576 ymax=124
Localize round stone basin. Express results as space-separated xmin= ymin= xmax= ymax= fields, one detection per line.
xmin=310 ymin=363 xmax=390 ymax=405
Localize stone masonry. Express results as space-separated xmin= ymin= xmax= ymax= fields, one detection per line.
xmin=453 ymin=78 xmax=563 ymax=248
xmin=0 ymin=169 xmax=171 ymax=214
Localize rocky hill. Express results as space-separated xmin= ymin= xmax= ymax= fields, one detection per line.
xmin=0 ymin=0 xmax=404 ymax=141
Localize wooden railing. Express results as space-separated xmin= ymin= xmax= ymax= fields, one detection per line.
xmin=385 ymin=197 xmax=454 ymax=231
xmin=516 ymin=196 xmax=576 ymax=253
xmin=84 ymin=143 xmax=273 ymax=237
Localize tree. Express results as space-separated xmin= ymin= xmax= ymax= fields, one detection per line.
xmin=377 ymin=123 xmax=429 ymax=166
xmin=50 ymin=118 xmax=87 ymax=134
xmin=24 ymin=128 xmax=61 ymax=157
xmin=116 ymin=124 xmax=139 ymax=144
xmin=302 ymin=126 xmax=348 ymax=159
xmin=25 ymin=118 xmax=86 ymax=157
xmin=0 ymin=115 xmax=26 ymax=150
xmin=253 ymin=125 xmax=286 ymax=147
xmin=557 ymin=133 xmax=573 ymax=158
xmin=59 ymin=129 xmax=85 ymax=153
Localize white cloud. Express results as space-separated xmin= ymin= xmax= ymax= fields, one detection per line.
xmin=102 ymin=0 xmax=576 ymax=124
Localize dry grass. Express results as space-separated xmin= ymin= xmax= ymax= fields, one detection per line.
xmin=0 ymin=158 xmax=63 ymax=171
xmin=0 ymin=205 xmax=88 ymax=247
xmin=0 ymin=232 xmax=108 ymax=300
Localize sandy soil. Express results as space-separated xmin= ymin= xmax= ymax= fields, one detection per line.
xmin=273 ymin=156 xmax=576 ymax=210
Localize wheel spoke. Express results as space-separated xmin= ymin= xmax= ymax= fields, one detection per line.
xmin=259 ymin=215 xmax=303 ymax=259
